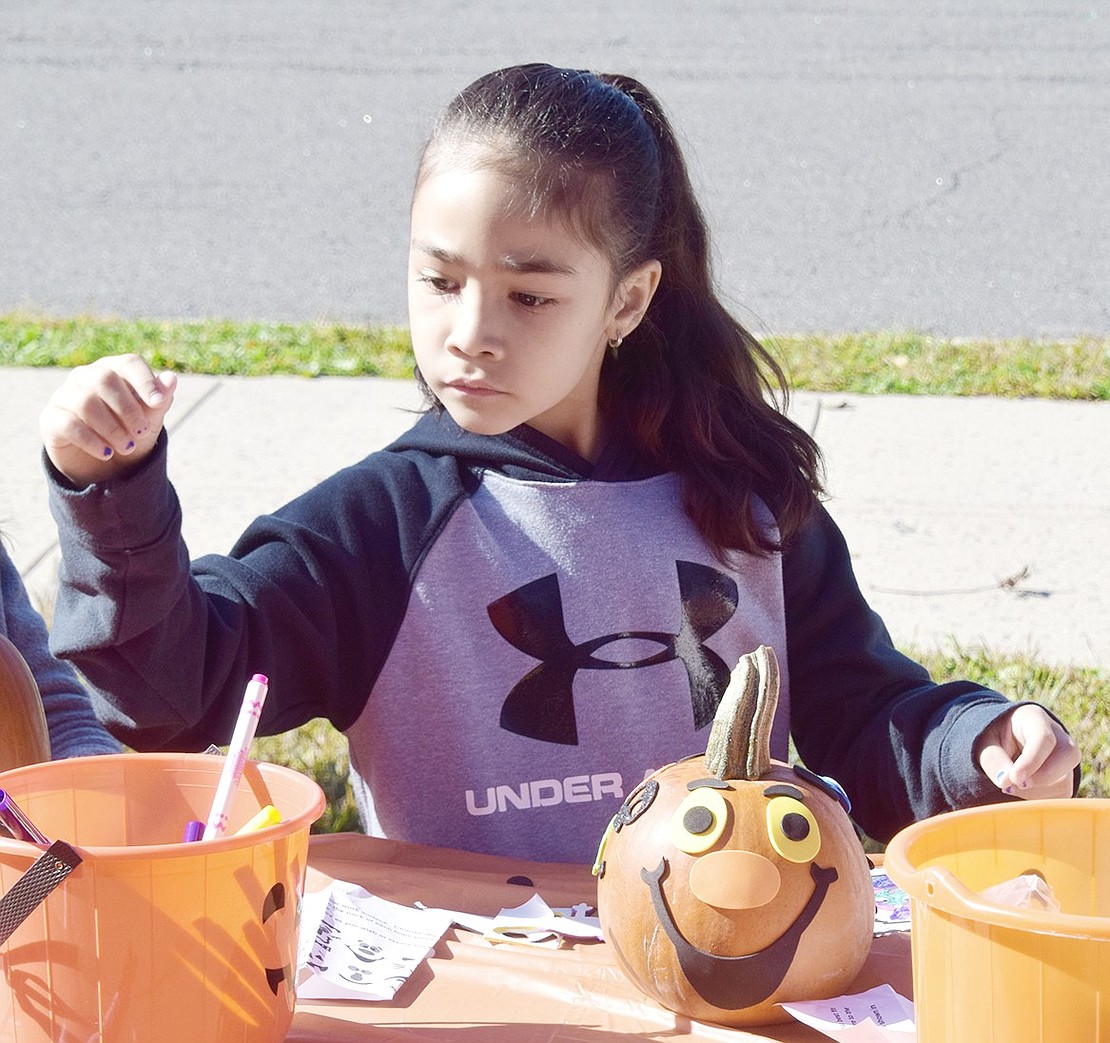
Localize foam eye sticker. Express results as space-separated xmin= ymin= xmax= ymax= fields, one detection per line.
xmin=766 ymin=796 xmax=821 ymax=863
xmin=670 ymin=788 xmax=729 ymax=855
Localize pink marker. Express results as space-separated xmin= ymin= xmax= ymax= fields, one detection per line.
xmin=202 ymin=673 xmax=269 ymax=841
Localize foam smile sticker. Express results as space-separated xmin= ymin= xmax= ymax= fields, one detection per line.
xmin=643 ymin=857 xmax=838 ymax=1009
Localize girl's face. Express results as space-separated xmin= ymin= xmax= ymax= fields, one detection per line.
xmin=408 ymin=164 xmax=658 ymax=461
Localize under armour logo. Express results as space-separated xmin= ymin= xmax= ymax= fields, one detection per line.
xmin=488 ymin=561 xmax=739 ymax=745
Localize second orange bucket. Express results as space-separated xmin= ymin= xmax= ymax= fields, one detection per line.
xmin=885 ymin=798 xmax=1110 ymax=1043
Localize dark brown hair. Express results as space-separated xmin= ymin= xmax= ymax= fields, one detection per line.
xmin=416 ymin=64 xmax=823 ymax=557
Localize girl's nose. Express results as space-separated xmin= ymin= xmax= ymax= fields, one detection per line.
xmin=446 ymin=289 xmax=503 ymax=359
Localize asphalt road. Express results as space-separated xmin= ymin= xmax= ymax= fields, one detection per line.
xmin=2 ymin=2 xmax=1108 ymax=337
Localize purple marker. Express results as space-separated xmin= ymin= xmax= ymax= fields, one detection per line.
xmin=182 ymin=819 xmax=205 ymax=843
xmin=0 ymin=788 xmax=50 ymax=845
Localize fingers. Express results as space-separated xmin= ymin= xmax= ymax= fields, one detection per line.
xmin=41 ymin=355 xmax=177 ymax=485
xmin=977 ymin=705 xmax=1080 ymax=801
xmin=976 ymin=733 xmax=1018 ymax=793
xmin=1008 ymin=710 xmax=1080 ymax=797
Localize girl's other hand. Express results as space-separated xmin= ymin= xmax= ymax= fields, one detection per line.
xmin=40 ymin=354 xmax=178 ymax=487
xmin=975 ymin=703 xmax=1081 ymax=800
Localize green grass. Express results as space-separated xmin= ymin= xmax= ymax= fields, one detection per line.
xmin=0 ymin=314 xmax=414 ymax=379
xmin=771 ymin=331 xmax=1110 ymax=400
xmin=251 ymin=720 xmax=362 ymax=835
xmin=2 ymin=313 xmax=1108 ymax=399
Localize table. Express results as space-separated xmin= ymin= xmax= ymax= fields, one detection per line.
xmin=289 ymin=834 xmax=912 ymax=1042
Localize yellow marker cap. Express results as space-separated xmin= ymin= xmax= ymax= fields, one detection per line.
xmin=233 ymin=804 xmax=282 ymax=836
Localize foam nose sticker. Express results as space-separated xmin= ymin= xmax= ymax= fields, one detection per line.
xmin=688 ymin=850 xmax=781 ymax=910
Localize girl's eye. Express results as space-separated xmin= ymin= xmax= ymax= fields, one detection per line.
xmin=512 ymin=292 xmax=553 ymax=308
xmin=670 ymin=788 xmax=729 ymax=855
xmin=766 ymin=796 xmax=820 ymax=863
xmin=418 ymin=275 xmax=457 ymax=294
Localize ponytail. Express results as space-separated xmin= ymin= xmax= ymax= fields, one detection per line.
xmin=599 ymin=74 xmax=823 ymax=558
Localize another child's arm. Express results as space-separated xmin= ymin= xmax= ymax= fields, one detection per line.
xmin=40 ymin=354 xmax=177 ymax=487
xmin=0 ymin=546 xmax=120 ymax=758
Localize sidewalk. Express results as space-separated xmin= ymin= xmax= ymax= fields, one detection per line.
xmin=2 ymin=367 xmax=1108 ymax=667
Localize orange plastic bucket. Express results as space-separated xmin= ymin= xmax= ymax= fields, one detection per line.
xmin=885 ymin=799 xmax=1110 ymax=1042
xmin=0 ymin=753 xmax=325 ymax=1042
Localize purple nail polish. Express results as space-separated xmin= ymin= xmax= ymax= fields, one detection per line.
xmin=126 ymin=440 xmax=135 ymax=451
xmin=102 ymin=446 xmax=113 ymax=458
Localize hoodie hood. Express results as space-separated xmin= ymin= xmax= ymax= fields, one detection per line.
xmin=387 ymin=410 xmax=660 ymax=483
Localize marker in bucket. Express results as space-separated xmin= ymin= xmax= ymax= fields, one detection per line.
xmin=202 ymin=673 xmax=269 ymax=841
xmin=233 ymin=804 xmax=281 ymax=836
xmin=182 ymin=819 xmax=205 ymax=843
xmin=0 ymin=788 xmax=50 ymax=845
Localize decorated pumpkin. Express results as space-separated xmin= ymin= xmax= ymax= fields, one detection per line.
xmin=594 ymin=645 xmax=874 ymax=1027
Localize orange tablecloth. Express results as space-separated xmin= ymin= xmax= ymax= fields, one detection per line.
xmin=288 ymin=834 xmax=912 ymax=1042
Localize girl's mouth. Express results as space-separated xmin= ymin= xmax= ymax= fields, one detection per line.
xmin=445 ymin=379 xmax=503 ymax=397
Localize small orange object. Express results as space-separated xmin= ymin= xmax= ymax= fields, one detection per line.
xmin=0 ymin=633 xmax=51 ymax=772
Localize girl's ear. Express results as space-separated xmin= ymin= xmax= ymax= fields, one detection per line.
xmin=610 ymin=259 xmax=662 ymax=339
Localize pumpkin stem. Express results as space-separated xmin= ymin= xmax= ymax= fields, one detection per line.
xmin=704 ymin=645 xmax=780 ymax=781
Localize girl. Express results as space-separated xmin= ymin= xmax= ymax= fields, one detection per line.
xmin=0 ymin=538 xmax=121 ymax=760
xmin=39 ymin=64 xmax=1076 ymax=862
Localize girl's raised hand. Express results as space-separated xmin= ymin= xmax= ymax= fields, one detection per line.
xmin=41 ymin=354 xmax=178 ymax=487
xmin=975 ymin=703 xmax=1081 ymax=800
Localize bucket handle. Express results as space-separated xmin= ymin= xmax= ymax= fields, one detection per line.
xmin=0 ymin=840 xmax=82 ymax=947
xmin=919 ymin=864 xmax=1110 ymax=940
xmin=919 ymin=865 xmax=1007 ymax=920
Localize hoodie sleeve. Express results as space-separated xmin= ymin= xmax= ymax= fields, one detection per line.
xmin=781 ymin=503 xmax=1037 ymax=842
xmin=45 ymin=432 xmax=460 ymax=752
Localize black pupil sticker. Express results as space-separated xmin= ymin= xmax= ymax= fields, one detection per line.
xmin=683 ymin=805 xmax=715 ymax=835
xmin=782 ymin=812 xmax=810 ymax=842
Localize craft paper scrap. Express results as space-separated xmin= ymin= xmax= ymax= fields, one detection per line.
xmin=419 ymin=893 xmax=604 ymax=945
xmin=492 ymin=894 xmax=604 ymax=942
xmin=781 ymin=984 xmax=916 ymax=1042
xmin=296 ymin=881 xmax=452 ymax=1001
xmin=872 ymin=867 xmax=911 ymax=934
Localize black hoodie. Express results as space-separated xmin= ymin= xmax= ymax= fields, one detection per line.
xmin=48 ymin=410 xmax=1023 ymax=861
